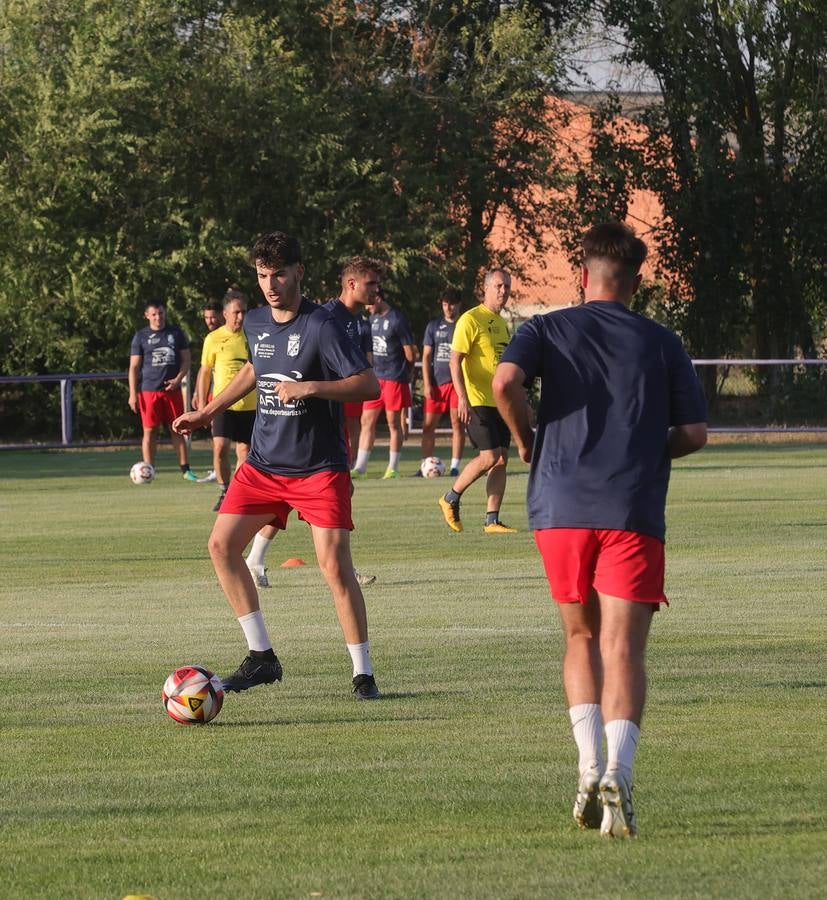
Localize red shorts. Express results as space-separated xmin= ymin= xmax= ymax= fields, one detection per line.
xmin=423 ymin=382 xmax=459 ymax=415
xmin=534 ymin=528 xmax=667 ymax=605
xmin=138 ymin=390 xmax=184 ymax=428
xmin=343 ymin=401 xmax=363 ymax=419
xmin=219 ymin=463 xmax=353 ymax=531
xmin=363 ymin=379 xmax=412 ymax=412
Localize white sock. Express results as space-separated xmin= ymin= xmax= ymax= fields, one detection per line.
xmin=237 ymin=610 xmax=272 ymax=652
xmin=346 ymin=641 xmax=373 ymax=677
xmin=569 ymin=703 xmax=605 ymax=774
xmin=451 ymin=458 xmax=460 ymax=470
xmin=354 ymin=449 xmax=371 ymax=473
xmin=246 ymin=533 xmax=273 ymax=569
xmin=388 ymin=451 xmax=401 ymax=471
xmin=605 ymin=719 xmax=640 ymax=780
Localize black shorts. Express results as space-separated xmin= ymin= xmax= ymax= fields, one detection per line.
xmin=467 ymin=405 xmax=511 ymax=451
xmin=212 ymin=410 xmax=255 ymax=444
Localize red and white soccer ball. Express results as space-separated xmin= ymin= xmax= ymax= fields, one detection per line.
xmin=420 ymin=456 xmax=446 ymax=478
xmin=162 ymin=665 xmax=224 ymax=725
xmin=130 ymin=461 xmax=155 ymax=485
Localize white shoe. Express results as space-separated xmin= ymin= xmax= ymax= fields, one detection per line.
xmin=196 ymin=469 xmax=217 ymax=483
xmin=354 ymin=570 xmax=376 ymax=587
xmin=573 ymin=764 xmax=602 ymax=830
xmin=247 ymin=563 xmax=270 ymax=588
xmin=599 ymin=769 xmax=637 ymax=838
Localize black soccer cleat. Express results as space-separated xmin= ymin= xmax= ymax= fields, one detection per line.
xmin=352 ymin=673 xmax=381 ymax=700
xmin=221 ymin=654 xmax=283 ymax=693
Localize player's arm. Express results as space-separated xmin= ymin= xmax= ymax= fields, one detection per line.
xmin=193 ymin=363 xmax=213 ymax=410
xmin=275 ymin=368 xmax=380 ymax=405
xmin=668 ymin=423 xmax=707 ymax=458
xmin=492 ymin=362 xmax=534 ymax=464
xmin=173 ymin=362 xmax=256 ymax=435
xmin=449 ymin=349 xmax=471 ymax=425
xmin=127 ymin=355 xmax=141 ymax=413
xmin=164 ymin=348 xmax=190 ymax=392
xmin=421 ymin=344 xmax=436 ymax=399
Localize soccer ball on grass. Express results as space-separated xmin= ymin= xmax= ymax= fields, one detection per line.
xmin=420 ymin=456 xmax=446 ymax=478
xmin=162 ymin=665 xmax=224 ymax=725
xmin=130 ymin=461 xmax=155 ymax=484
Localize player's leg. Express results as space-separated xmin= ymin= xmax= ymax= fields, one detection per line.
xmin=208 ymin=511 xmax=284 ymax=691
xmin=310 ymin=524 xmax=380 ymax=699
xmin=482 ymin=449 xmax=516 ymax=532
xmin=420 ymin=409 xmax=439 ymax=459
xmin=535 ymin=527 xmax=604 ymax=829
xmin=167 ymin=391 xmax=196 ymax=479
xmin=438 ymin=448 xmax=495 ymax=532
xmin=449 ymin=405 xmax=464 ymax=475
xmin=245 ymin=521 xmax=277 ymax=588
xmin=595 ymin=593 xmax=653 ymax=838
xmin=557 ymin=591 xmax=605 ymax=829
xmin=142 ymin=424 xmax=159 ymax=467
xmin=592 ymin=531 xmax=662 ymax=837
xmin=352 ymin=403 xmax=382 ymax=475
xmin=212 ymin=435 xmax=232 ymax=510
xmin=383 ymin=407 xmax=404 ymax=477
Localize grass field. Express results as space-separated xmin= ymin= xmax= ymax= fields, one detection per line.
xmin=1 ymin=442 xmax=825 ymax=899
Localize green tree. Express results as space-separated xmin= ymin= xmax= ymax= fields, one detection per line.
xmin=590 ymin=0 xmax=827 ymax=369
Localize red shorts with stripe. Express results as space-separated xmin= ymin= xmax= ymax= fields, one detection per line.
xmin=423 ymin=382 xmax=459 ymax=415
xmin=363 ymin=379 xmax=412 ymax=412
xmin=138 ymin=390 xmax=184 ymax=428
xmin=534 ymin=527 xmax=667 ymax=605
xmin=220 ymin=463 xmax=354 ymax=531
xmin=343 ymin=401 xmax=363 ymax=419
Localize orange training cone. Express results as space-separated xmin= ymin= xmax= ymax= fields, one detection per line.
xmin=281 ymin=557 xmax=307 ymax=567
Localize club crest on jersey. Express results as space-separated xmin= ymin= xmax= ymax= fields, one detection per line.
xmin=287 ymin=333 xmax=301 ymax=357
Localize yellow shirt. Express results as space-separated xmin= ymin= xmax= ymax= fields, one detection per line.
xmin=201 ymin=326 xmax=256 ymax=412
xmin=451 ymin=304 xmax=511 ymax=407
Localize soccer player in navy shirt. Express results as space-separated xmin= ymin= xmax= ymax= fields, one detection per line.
xmin=127 ymin=301 xmax=198 ymax=480
xmin=493 ymin=222 xmax=707 ymax=837
xmin=351 ymin=287 xmax=416 ymax=479
xmin=419 ymin=288 xmax=465 ymax=476
xmin=323 ymin=256 xmax=380 ymax=463
xmin=173 ymin=232 xmax=383 ymax=700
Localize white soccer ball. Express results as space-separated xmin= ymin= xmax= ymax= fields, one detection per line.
xmin=162 ymin=665 xmax=224 ymax=725
xmin=130 ymin=461 xmax=155 ymax=484
xmin=420 ymin=456 xmax=446 ymax=478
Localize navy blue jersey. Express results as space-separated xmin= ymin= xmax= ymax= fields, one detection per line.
xmin=243 ymin=301 xmax=370 ymax=476
xmin=501 ymin=301 xmax=706 ymax=540
xmin=322 ymin=299 xmax=372 ymax=356
xmin=129 ymin=325 xmax=189 ymax=391
xmin=370 ymin=306 xmax=414 ymax=382
xmin=422 ymin=316 xmax=457 ymax=386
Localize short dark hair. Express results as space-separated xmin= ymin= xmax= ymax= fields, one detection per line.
xmin=251 ymin=232 xmax=302 ymax=269
xmin=440 ymin=287 xmax=462 ymax=305
xmin=222 ymin=288 xmax=248 ymax=308
xmin=202 ymin=299 xmax=223 ymax=314
xmin=341 ymin=255 xmax=385 ymax=282
xmin=145 ymin=300 xmax=165 ymax=310
xmin=582 ymin=222 xmax=647 ymax=277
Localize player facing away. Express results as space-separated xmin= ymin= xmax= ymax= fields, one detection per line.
xmin=173 ymin=232 xmax=382 ymax=700
xmin=195 ymin=290 xmax=257 ymax=512
xmin=351 ymin=286 xmax=416 ymax=479
xmin=438 ymin=269 xmax=516 ymax=534
xmin=493 ymin=222 xmax=708 ymax=836
xmin=323 ymin=257 xmax=380 ymax=464
xmin=418 ymin=288 xmax=465 ymax=477
xmin=127 ymin=301 xmax=198 ymax=480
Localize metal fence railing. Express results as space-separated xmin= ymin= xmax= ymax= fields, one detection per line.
xmin=1 ymin=360 xmax=826 ymax=449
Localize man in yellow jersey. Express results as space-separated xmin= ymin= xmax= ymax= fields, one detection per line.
xmin=438 ymin=268 xmax=517 ymax=534
xmin=195 ymin=289 xmax=257 ymax=512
